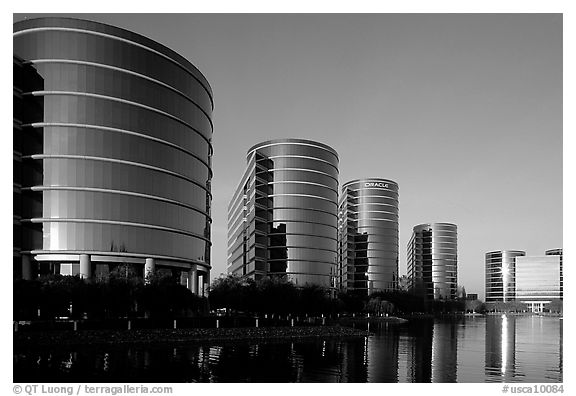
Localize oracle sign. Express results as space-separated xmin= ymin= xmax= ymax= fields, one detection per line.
xmin=364 ymin=182 xmax=389 ymax=188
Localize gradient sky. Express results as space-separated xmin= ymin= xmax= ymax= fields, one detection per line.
xmin=13 ymin=13 xmax=563 ymax=300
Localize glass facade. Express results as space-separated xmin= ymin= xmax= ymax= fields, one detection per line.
xmin=407 ymin=223 xmax=458 ymax=301
xmin=338 ymin=179 xmax=399 ymax=295
xmin=515 ymin=254 xmax=562 ymax=304
xmin=227 ymin=139 xmax=338 ymax=289
xmin=13 ymin=18 xmax=213 ymax=289
xmin=485 ymin=250 xmax=525 ymax=303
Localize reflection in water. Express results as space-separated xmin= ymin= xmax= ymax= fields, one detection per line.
xmin=367 ymin=323 xmax=399 ymax=382
xmin=432 ymin=321 xmax=459 ymax=382
xmin=485 ymin=315 xmax=516 ymax=381
xmin=14 ymin=317 xmax=562 ymax=383
xmin=407 ymin=320 xmax=434 ymax=382
xmin=340 ymin=337 xmax=368 ymax=382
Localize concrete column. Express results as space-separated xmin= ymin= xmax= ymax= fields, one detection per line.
xmin=22 ymin=255 xmax=32 ymax=280
xmin=79 ymin=254 xmax=91 ymax=280
xmin=198 ymin=274 xmax=205 ymax=297
xmin=144 ymin=258 xmax=155 ymax=283
xmin=188 ymin=265 xmax=198 ymax=295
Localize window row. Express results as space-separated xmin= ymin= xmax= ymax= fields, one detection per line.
xmin=14 ymin=29 xmax=213 ymax=114
xmin=258 ymin=157 xmax=338 ymax=179
xmin=253 ymin=142 xmax=338 ymax=165
xmin=40 ymin=189 xmax=211 ymax=236
xmin=40 ymin=158 xmax=211 ymax=211
xmin=37 ymin=126 xmax=211 ymax=181
xmin=31 ymin=62 xmax=212 ymax=131
xmin=41 ymin=221 xmax=210 ymax=262
xmin=259 ymin=168 xmax=338 ymax=186
xmin=39 ymin=94 xmax=211 ymax=144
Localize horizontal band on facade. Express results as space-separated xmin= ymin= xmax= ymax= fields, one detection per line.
xmin=24 ymin=249 xmax=210 ymax=269
xmin=340 ymin=247 xmax=399 ymax=254
xmin=22 ymin=217 xmax=211 ymax=243
xmin=24 ymin=90 xmax=213 ymax=149
xmin=247 ymin=140 xmax=339 ymax=161
xmin=24 ymin=185 xmax=212 ymax=221
xmin=264 ymin=168 xmax=339 ymax=183
xmin=25 ymin=154 xmax=212 ymax=198
xmin=264 ymin=155 xmax=338 ymax=170
xmin=25 ymin=59 xmax=213 ymax=130
xmin=345 ymin=194 xmax=399 ymax=201
xmin=247 ymin=233 xmax=337 ymax=243
xmin=227 ymin=243 xmax=338 ymax=258
xmin=266 ymin=259 xmax=337 ymax=265
xmin=13 ymin=26 xmax=214 ymax=107
xmin=342 ymin=203 xmax=399 ymax=210
xmin=265 ymin=180 xmax=338 ymax=193
xmin=251 ymin=206 xmax=338 ymax=218
xmin=345 ymin=218 xmax=398 ymax=223
xmin=24 ymin=122 xmax=212 ymax=172
xmin=266 ymin=246 xmax=338 ymax=254
xmin=267 ymin=193 xmax=338 ymax=205
xmin=342 ymin=208 xmax=399 ymax=215
xmin=263 ymin=220 xmax=338 ymax=229
xmin=266 ymin=271 xmax=334 ymax=277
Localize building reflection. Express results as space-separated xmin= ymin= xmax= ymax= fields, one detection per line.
xmin=431 ymin=321 xmax=459 ymax=382
xmin=485 ymin=315 xmax=516 ymax=381
xmin=559 ymin=321 xmax=563 ymax=381
xmin=340 ymin=337 xmax=368 ymax=382
xmin=367 ymin=323 xmax=400 ymax=382
xmin=405 ymin=320 xmax=434 ymax=382
xmin=14 ymin=317 xmax=563 ymax=383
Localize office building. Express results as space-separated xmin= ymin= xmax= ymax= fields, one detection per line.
xmin=14 ymin=55 xmax=44 ymax=279
xmin=13 ymin=17 xmax=213 ymax=294
xmin=515 ymin=249 xmax=563 ymax=312
xmin=338 ymin=178 xmax=399 ymax=295
xmin=227 ymin=138 xmax=339 ymax=289
xmin=407 ymin=223 xmax=458 ymax=301
xmin=485 ymin=250 xmax=526 ymax=303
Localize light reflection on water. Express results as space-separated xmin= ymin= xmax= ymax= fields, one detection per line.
xmin=13 ymin=316 xmax=562 ymax=383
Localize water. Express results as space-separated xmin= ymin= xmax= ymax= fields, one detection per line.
xmin=13 ymin=315 xmax=562 ymax=383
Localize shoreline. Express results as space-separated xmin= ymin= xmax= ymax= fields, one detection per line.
xmin=14 ymin=325 xmax=369 ymax=349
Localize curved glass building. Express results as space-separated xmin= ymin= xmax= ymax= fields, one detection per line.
xmin=338 ymin=178 xmax=399 ymax=295
xmin=485 ymin=250 xmax=525 ymax=303
xmin=407 ymin=223 xmax=458 ymax=301
xmin=227 ymin=138 xmax=338 ymax=289
xmin=13 ymin=17 xmax=213 ymax=293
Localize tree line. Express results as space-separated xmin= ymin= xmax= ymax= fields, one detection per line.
xmin=14 ymin=271 xmax=477 ymax=321
xmin=207 ymin=275 xmax=466 ymax=316
xmin=13 ymin=265 xmax=207 ymax=321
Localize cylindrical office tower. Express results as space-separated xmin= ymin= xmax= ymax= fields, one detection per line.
xmin=13 ymin=18 xmax=213 ymax=291
xmin=407 ymin=223 xmax=458 ymax=301
xmin=227 ymin=138 xmax=339 ymax=288
xmin=339 ymin=178 xmax=399 ymax=295
xmin=485 ymin=250 xmax=525 ymax=303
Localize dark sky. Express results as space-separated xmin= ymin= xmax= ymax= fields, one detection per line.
xmin=13 ymin=13 xmax=563 ymax=299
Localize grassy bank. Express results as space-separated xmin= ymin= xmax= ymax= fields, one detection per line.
xmin=14 ymin=325 xmax=369 ymax=348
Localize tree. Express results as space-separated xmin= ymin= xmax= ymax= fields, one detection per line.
xmin=208 ymin=275 xmax=256 ymax=313
xmin=13 ymin=279 xmax=42 ymax=320
xmin=465 ymin=299 xmax=484 ymax=313
xmin=365 ymin=296 xmax=395 ymax=315
xmin=298 ymin=284 xmax=330 ymax=315
xmin=138 ymin=271 xmax=205 ymax=318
